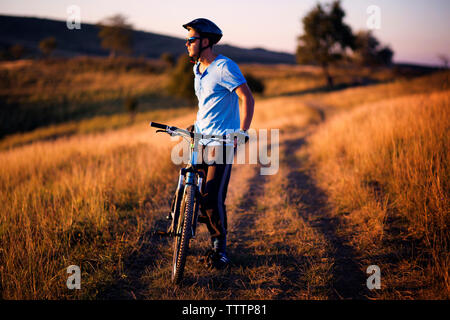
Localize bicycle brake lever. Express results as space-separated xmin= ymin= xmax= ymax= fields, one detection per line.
xmin=156 ymin=129 xmax=167 ymax=134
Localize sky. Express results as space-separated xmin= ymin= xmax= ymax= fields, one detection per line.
xmin=1 ymin=0 xmax=449 ymax=66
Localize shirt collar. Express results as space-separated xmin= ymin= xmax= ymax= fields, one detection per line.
xmin=195 ymin=54 xmax=222 ymax=77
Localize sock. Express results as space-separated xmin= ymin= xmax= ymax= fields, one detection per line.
xmin=211 ymin=235 xmax=226 ymax=254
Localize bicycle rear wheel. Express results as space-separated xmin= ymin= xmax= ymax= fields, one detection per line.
xmin=171 ymin=184 xmax=195 ymax=284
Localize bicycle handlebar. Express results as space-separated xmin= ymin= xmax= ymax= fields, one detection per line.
xmin=149 ymin=121 xmax=242 ymax=144
xmin=149 ymin=121 xmax=167 ymax=130
xmin=150 ymin=121 xmax=194 ymax=138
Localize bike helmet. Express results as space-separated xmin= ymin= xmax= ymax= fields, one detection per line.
xmin=182 ymin=18 xmax=223 ymax=47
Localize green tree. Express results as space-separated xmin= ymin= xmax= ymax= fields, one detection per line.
xmin=166 ymin=54 xmax=196 ymax=103
xmin=98 ymin=14 xmax=133 ymax=57
xmin=353 ymin=30 xmax=393 ymax=67
xmin=296 ymin=0 xmax=354 ymax=87
xmin=377 ymin=46 xmax=394 ymax=66
xmin=39 ymin=37 xmax=57 ymax=57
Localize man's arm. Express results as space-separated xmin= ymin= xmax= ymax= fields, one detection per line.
xmin=235 ymin=83 xmax=254 ymax=131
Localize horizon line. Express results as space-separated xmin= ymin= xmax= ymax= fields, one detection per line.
xmin=0 ymin=13 xmax=444 ymax=68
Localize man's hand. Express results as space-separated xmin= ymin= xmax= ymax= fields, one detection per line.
xmin=186 ymin=124 xmax=195 ymax=133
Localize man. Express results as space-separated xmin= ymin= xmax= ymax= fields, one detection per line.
xmin=183 ymin=18 xmax=254 ymax=269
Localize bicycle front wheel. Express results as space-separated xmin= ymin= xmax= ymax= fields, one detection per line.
xmin=171 ymin=184 xmax=195 ymax=284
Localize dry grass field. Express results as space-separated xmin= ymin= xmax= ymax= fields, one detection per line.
xmin=308 ymin=89 xmax=449 ymax=299
xmin=0 ymin=58 xmax=448 ymax=299
xmin=0 ymin=57 xmax=188 ymax=141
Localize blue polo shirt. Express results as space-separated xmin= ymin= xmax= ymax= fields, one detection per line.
xmin=193 ymin=54 xmax=246 ymax=136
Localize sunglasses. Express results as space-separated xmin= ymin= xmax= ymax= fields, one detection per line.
xmin=186 ymin=36 xmax=201 ymax=44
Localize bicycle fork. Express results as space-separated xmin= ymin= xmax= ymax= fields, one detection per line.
xmin=183 ymin=168 xmax=204 ymax=239
xmin=156 ymin=168 xmax=203 ymax=239
xmin=191 ymin=171 xmax=204 ymax=238
xmin=154 ymin=138 xmax=204 ymax=239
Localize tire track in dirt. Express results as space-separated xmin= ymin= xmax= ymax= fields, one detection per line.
xmin=282 ymin=131 xmax=369 ymax=299
xmin=209 ymin=129 xmax=332 ymax=299
xmin=221 ymin=124 xmax=369 ymax=299
xmin=223 ymin=129 xmax=333 ymax=299
xmin=227 ymin=156 xmax=317 ymax=299
xmin=97 ymin=122 xmax=369 ymax=299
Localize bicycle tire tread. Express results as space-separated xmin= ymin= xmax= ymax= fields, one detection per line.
xmin=172 ymin=185 xmax=195 ymax=284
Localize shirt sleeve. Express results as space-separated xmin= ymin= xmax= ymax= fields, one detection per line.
xmin=220 ymin=60 xmax=246 ymax=92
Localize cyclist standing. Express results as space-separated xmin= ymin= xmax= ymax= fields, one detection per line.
xmin=183 ymin=18 xmax=254 ymax=269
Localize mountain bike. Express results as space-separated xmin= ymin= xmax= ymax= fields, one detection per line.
xmin=149 ymin=121 xmax=241 ymax=284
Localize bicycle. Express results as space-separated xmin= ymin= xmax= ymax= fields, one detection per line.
xmin=149 ymin=121 xmax=242 ymax=284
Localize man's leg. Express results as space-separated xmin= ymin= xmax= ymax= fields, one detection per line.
xmin=202 ymin=162 xmax=232 ymax=247
xmin=199 ymin=144 xmax=234 ymax=267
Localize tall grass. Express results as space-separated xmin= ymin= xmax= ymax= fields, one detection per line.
xmin=0 ymin=57 xmax=186 ymax=137
xmin=0 ymin=61 xmax=447 ymax=299
xmin=318 ymin=71 xmax=449 ymax=110
xmin=0 ymin=123 xmax=187 ymax=299
xmin=0 ymin=106 xmax=192 ymax=150
xmin=308 ymin=90 xmax=449 ymax=296
xmin=0 ymin=84 xmax=323 ymax=299
xmin=239 ymin=64 xmax=401 ymax=98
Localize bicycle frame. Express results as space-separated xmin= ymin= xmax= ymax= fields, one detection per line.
xmin=150 ymin=121 xmax=235 ymax=237
xmin=166 ymin=129 xmax=219 ymax=239
xmin=172 ymin=143 xmax=205 ymax=239
xmin=149 ymin=121 xmax=241 ymax=283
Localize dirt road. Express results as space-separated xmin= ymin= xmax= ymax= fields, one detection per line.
xmin=96 ymin=119 xmax=373 ymax=300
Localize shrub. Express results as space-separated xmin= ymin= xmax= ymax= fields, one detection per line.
xmin=10 ymin=44 xmax=26 ymax=60
xmin=124 ymin=95 xmax=138 ymax=123
xmin=166 ymin=54 xmax=196 ymax=103
xmin=244 ymin=73 xmax=265 ymax=94
xmin=124 ymin=95 xmax=138 ymax=113
xmin=39 ymin=37 xmax=57 ymax=57
xmin=160 ymin=52 xmax=175 ymax=68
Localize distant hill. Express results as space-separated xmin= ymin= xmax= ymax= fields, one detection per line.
xmin=0 ymin=15 xmax=296 ymax=64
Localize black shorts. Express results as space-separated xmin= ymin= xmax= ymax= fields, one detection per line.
xmin=196 ymin=143 xmax=235 ymax=239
